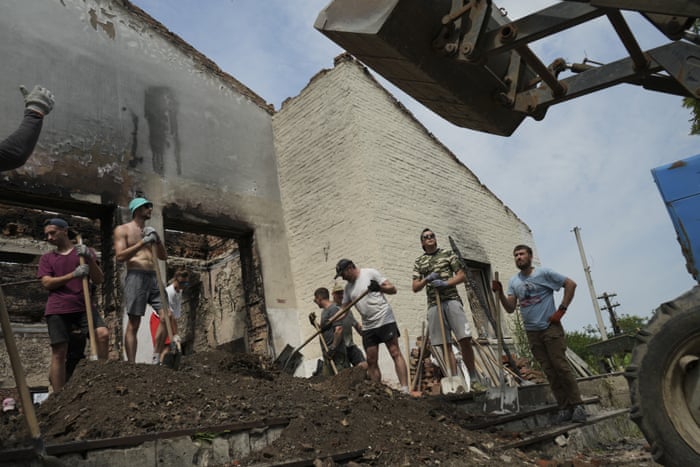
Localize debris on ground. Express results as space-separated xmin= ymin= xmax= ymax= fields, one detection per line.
xmin=0 ymin=350 xmax=652 ymax=465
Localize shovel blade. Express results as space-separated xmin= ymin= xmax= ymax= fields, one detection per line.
xmin=274 ymin=344 xmax=303 ymax=374
xmin=440 ymin=375 xmax=467 ymax=395
xmin=483 ymin=385 xmax=520 ymax=414
xmin=162 ymin=349 xmax=181 ymax=370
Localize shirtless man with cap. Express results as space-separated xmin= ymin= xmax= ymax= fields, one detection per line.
xmin=113 ymin=197 xmax=167 ymax=363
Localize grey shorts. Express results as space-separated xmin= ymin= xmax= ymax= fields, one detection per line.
xmin=427 ymin=299 xmax=471 ymax=345
xmin=124 ymin=270 xmax=162 ymax=317
xmin=46 ymin=309 xmax=106 ymax=346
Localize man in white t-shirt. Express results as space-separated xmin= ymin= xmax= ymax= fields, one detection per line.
xmin=150 ymin=269 xmax=189 ymax=363
xmin=335 ymin=258 xmax=409 ymax=392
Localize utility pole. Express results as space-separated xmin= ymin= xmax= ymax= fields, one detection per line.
xmin=572 ymin=226 xmax=608 ymax=340
xmin=598 ymin=292 xmax=622 ymax=335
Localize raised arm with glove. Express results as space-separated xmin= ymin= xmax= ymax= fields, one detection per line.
xmin=20 ymin=85 xmax=54 ymax=116
xmin=0 ymin=85 xmax=55 ymax=172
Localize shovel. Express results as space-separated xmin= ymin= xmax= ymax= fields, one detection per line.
xmin=0 ymin=288 xmax=65 ymax=466
xmin=309 ymin=312 xmax=337 ymax=375
xmin=410 ymin=321 xmax=426 ymax=393
xmin=151 ymin=245 xmax=181 ymax=370
xmin=484 ymin=272 xmax=520 ymax=414
xmin=281 ymin=288 xmax=369 ymax=372
xmin=76 ymin=235 xmax=98 ymax=361
xmin=435 ymin=290 xmax=467 ymax=394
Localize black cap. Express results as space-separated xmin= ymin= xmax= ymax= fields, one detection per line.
xmin=334 ymin=259 xmax=353 ymax=279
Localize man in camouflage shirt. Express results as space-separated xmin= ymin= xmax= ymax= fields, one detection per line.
xmin=412 ymin=228 xmax=484 ymax=392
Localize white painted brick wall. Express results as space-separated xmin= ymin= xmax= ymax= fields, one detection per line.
xmin=273 ymin=57 xmax=536 ymax=383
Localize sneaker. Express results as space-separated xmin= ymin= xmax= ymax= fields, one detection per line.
xmin=571 ymin=404 xmax=588 ymax=423
xmin=470 ymin=381 xmax=487 ymax=393
xmin=555 ymin=408 xmax=573 ymax=424
xmin=151 ymin=353 xmax=160 ymax=365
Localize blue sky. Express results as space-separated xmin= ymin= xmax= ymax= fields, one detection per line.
xmin=132 ymin=1 xmax=699 ymax=334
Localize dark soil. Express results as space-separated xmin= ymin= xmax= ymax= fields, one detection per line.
xmin=0 ymin=351 xmax=651 ymax=466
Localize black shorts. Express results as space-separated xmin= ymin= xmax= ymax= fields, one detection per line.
xmin=362 ymin=322 xmax=400 ymax=349
xmin=46 ymin=309 xmax=106 ymax=346
xmin=347 ymin=344 xmax=366 ymax=365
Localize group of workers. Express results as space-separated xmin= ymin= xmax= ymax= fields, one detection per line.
xmin=322 ymin=229 xmax=587 ymax=424
xmin=3 ymin=85 xmax=586 ymax=425
xmin=38 ymin=197 xmax=186 ymax=393
xmin=0 ymin=84 xmax=186 ymax=389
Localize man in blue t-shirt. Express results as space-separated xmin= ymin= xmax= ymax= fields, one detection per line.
xmin=492 ymin=244 xmax=587 ymax=424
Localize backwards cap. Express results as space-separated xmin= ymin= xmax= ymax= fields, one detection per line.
xmin=334 ymin=258 xmax=354 ymax=279
xmin=44 ymin=218 xmax=68 ymax=229
xmin=128 ymin=197 xmax=153 ymax=218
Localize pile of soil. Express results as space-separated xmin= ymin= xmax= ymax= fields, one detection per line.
xmin=0 ymin=351 xmax=648 ymax=465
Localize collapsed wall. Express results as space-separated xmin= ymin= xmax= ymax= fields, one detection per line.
xmin=0 ymin=0 xmax=299 ymax=386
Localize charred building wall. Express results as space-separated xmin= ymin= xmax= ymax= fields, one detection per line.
xmin=0 ymin=0 xmax=299 ymax=386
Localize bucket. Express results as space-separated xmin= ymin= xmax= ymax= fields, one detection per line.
xmin=29 ymin=386 xmax=49 ymax=406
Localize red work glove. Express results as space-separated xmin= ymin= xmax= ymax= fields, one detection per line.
xmin=548 ymin=306 xmax=566 ymax=324
xmin=491 ymin=280 xmax=502 ymax=293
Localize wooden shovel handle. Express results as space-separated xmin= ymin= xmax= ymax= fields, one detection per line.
xmin=494 ymin=272 xmax=505 ymax=387
xmin=311 ymin=317 xmax=338 ymax=375
xmin=435 ymin=289 xmax=453 ymax=378
xmin=0 ymin=288 xmax=41 ymax=438
xmin=76 ymin=235 xmax=98 ymax=360
xmin=150 ymin=245 xmax=176 ymax=347
xmin=411 ymin=321 xmax=427 ymax=391
xmin=288 ymin=288 xmax=369 ymax=361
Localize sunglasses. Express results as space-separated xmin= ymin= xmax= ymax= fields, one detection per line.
xmin=422 ymin=234 xmax=435 ymax=240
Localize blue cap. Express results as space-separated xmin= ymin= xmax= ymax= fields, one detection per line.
xmin=128 ymin=197 xmax=153 ymax=217
xmin=43 ymin=218 xmax=68 ymax=229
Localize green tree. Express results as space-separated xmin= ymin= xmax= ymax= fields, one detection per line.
xmin=566 ymin=314 xmax=650 ymax=372
xmin=616 ymin=313 xmax=648 ymax=335
xmin=683 ymin=20 xmax=700 ymax=135
xmin=565 ymin=326 xmax=600 ymax=371
xmin=682 ymin=97 xmax=700 ymax=135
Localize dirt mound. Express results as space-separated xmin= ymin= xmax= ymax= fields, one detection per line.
xmin=0 ymin=351 xmax=541 ymax=465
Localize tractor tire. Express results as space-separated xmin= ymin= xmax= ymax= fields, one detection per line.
xmin=625 ymin=286 xmax=700 ymax=466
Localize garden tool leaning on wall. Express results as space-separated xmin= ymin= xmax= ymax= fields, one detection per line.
xmin=484 ymin=272 xmax=520 ymax=414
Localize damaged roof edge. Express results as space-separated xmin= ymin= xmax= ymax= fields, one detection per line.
xmin=119 ymin=0 xmax=274 ymax=114
xmin=283 ymin=52 xmax=531 ymax=232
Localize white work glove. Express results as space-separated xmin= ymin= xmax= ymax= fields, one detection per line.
xmin=72 ymin=264 xmax=89 ymax=278
xmin=173 ymin=334 xmax=181 ymax=345
xmin=142 ymin=226 xmax=160 ymax=245
xmin=75 ymin=244 xmax=90 ymax=258
xmin=20 ymin=85 xmax=54 ymax=116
